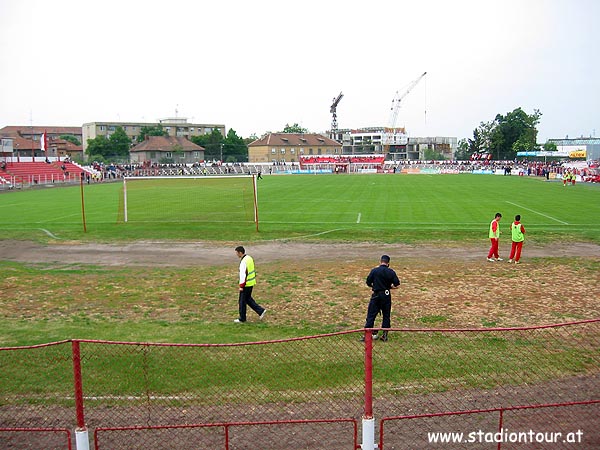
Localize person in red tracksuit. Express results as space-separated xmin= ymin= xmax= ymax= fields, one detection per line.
xmin=508 ymin=215 xmax=526 ymax=264
xmin=487 ymin=213 xmax=503 ymax=262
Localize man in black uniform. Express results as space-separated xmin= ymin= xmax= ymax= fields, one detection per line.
xmin=363 ymin=255 xmax=400 ymax=342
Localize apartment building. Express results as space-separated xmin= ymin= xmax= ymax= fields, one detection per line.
xmin=248 ymin=133 xmax=342 ymax=163
xmin=82 ymin=117 xmax=225 ymax=151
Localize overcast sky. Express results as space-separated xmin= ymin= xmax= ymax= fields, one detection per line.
xmin=1 ymin=0 xmax=598 ymax=142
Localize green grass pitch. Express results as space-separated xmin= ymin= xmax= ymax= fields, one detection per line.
xmin=1 ymin=173 xmax=599 ymax=243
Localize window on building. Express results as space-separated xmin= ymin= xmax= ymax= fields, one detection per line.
xmin=166 ymin=152 xmax=172 ymax=158
xmin=281 ymin=148 xmax=286 ymax=154
xmin=300 ymin=147 xmax=304 ymax=154
xmin=108 ymin=126 xmax=115 ymax=131
xmin=271 ymin=148 xmax=276 ymax=154
xmin=290 ymin=148 xmax=295 ymax=154
xmin=318 ymin=148 xmax=322 ymax=155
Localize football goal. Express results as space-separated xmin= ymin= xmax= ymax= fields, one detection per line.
xmin=118 ymin=175 xmax=259 ymax=230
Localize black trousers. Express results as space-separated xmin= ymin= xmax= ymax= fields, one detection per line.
xmin=364 ymin=291 xmax=391 ymax=330
xmin=238 ymin=286 xmax=265 ymax=322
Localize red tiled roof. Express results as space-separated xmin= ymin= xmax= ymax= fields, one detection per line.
xmin=248 ymin=133 xmax=341 ymax=147
xmin=130 ymin=136 xmax=205 ymax=152
xmin=9 ymin=135 xmax=41 ymax=151
xmin=0 ymin=125 xmax=82 ymax=136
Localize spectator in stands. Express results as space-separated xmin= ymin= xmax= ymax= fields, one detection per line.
xmin=234 ymin=246 xmax=267 ymax=323
xmin=362 ymin=255 xmax=400 ymax=342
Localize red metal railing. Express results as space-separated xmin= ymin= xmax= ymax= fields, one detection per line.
xmin=0 ymin=320 xmax=598 ymax=449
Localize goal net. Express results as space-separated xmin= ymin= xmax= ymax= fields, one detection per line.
xmin=117 ymin=175 xmax=258 ymax=229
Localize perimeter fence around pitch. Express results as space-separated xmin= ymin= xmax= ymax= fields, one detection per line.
xmin=0 ymin=320 xmax=599 ymax=449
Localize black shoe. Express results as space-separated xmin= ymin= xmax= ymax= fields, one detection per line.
xmin=380 ymin=332 xmax=388 ymax=342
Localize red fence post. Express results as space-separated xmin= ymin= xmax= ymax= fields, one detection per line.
xmin=72 ymin=340 xmax=86 ymax=430
xmin=362 ymin=331 xmax=375 ymax=450
xmin=364 ymin=331 xmax=373 ymax=419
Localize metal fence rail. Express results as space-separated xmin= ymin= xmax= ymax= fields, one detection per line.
xmin=1 ymin=320 xmax=598 ymax=449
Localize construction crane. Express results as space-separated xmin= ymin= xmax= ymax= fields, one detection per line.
xmin=384 ymin=71 xmax=427 ymax=150
xmin=330 ymin=92 xmax=344 ymax=139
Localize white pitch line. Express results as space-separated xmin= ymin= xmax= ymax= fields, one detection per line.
xmin=505 ymin=201 xmax=569 ymax=224
xmin=357 ymin=213 xmax=361 ymax=223
xmin=40 ymin=228 xmax=61 ymax=239
xmin=275 ymin=228 xmax=347 ymax=240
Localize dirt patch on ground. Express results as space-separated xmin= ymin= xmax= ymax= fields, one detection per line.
xmin=1 ymin=239 xmax=599 ymax=267
xmin=2 ymin=239 xmax=598 ymax=328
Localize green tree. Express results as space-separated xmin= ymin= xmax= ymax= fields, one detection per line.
xmin=468 ymin=128 xmax=485 ymax=154
xmin=223 ymin=129 xmax=248 ymax=162
xmin=490 ymin=108 xmax=542 ymax=159
xmin=455 ymin=138 xmax=470 ymax=160
xmin=60 ymin=134 xmax=81 ymax=146
xmin=281 ymin=123 xmax=308 ymax=133
xmin=190 ymin=129 xmax=224 ymax=161
xmin=468 ymin=120 xmax=494 ymax=156
xmin=86 ymin=135 xmax=111 ymax=160
xmin=85 ymin=127 xmax=131 ymax=161
xmin=109 ymin=126 xmax=132 ymax=159
xmin=543 ymin=141 xmax=558 ymax=152
xmin=138 ymin=125 xmax=167 ymax=142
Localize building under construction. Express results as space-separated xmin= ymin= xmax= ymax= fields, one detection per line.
xmin=327 ymin=72 xmax=456 ymax=160
xmin=332 ymin=127 xmax=457 ymax=161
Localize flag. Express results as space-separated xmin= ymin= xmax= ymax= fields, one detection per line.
xmin=41 ymin=130 xmax=48 ymax=153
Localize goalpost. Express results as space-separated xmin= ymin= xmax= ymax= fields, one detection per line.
xmin=119 ymin=175 xmax=259 ymax=231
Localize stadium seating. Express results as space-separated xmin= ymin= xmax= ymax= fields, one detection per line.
xmin=1 ymin=161 xmax=89 ymax=185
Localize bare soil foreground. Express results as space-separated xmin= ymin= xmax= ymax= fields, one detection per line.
xmin=2 ymin=239 xmax=598 ymax=328
xmin=1 ymin=239 xmax=599 ymax=267
xmin=1 ymin=240 xmax=599 ymax=448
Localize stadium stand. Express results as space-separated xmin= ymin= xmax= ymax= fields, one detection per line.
xmin=0 ymin=161 xmax=90 ymax=186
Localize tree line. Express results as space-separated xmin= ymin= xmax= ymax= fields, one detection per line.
xmin=85 ymin=110 xmax=551 ymax=163
xmin=455 ymin=107 xmax=556 ymax=160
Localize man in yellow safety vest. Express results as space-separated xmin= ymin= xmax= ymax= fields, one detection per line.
xmin=234 ymin=246 xmax=267 ymax=323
